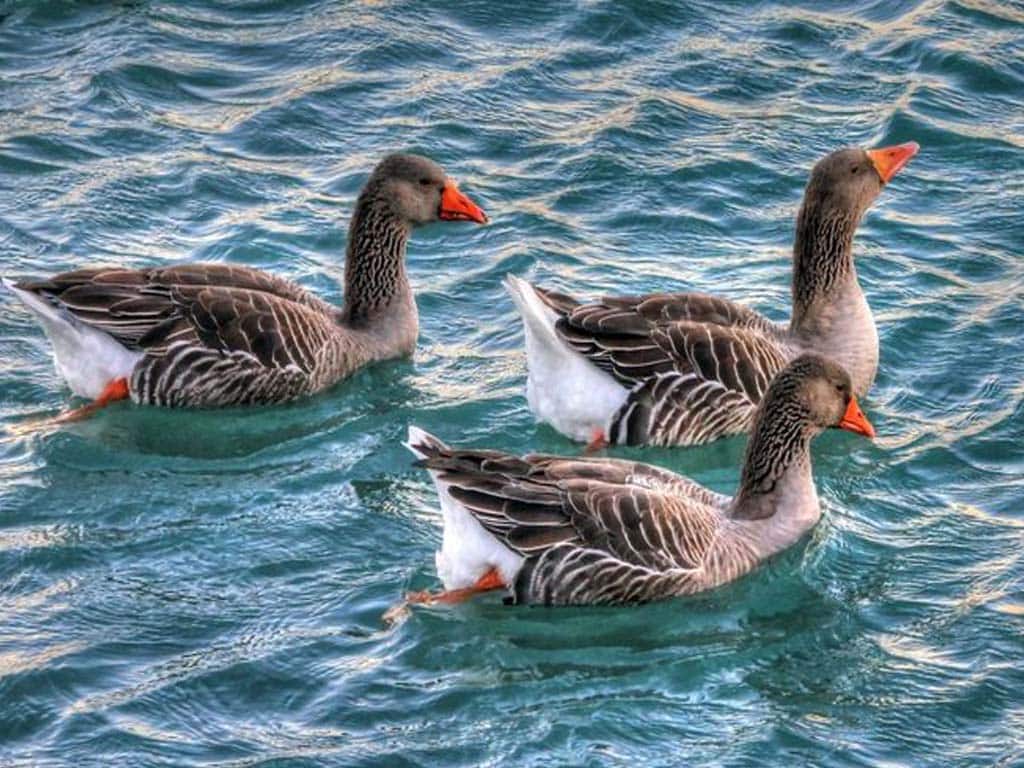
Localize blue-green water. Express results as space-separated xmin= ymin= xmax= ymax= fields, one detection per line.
xmin=1 ymin=0 xmax=1023 ymax=765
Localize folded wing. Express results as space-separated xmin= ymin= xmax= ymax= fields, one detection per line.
xmin=548 ymin=291 xmax=787 ymax=445
xmin=18 ymin=265 xmax=343 ymax=406
xmin=413 ymin=439 xmax=730 ymax=605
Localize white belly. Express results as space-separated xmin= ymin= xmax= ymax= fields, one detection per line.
xmin=505 ymin=275 xmax=628 ymax=442
xmin=405 ymin=426 xmax=523 ymax=590
xmin=432 ymin=475 xmax=524 ymax=591
xmin=523 ymin=335 xmax=629 ymax=442
xmin=3 ymin=279 xmax=142 ymax=399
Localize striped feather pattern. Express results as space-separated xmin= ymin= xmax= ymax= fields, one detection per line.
xmin=17 ymin=267 xmax=366 ymax=407
xmin=412 ymin=440 xmax=763 ymax=606
xmin=538 ymin=288 xmax=794 ymax=446
xmin=410 ymin=355 xmax=858 ymax=606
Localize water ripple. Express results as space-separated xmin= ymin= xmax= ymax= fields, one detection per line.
xmin=0 ymin=0 xmax=1022 ymax=765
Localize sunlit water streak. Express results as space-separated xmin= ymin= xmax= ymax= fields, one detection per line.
xmin=0 ymin=0 xmax=1022 ymax=765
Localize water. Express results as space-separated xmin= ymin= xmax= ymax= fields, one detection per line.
xmin=0 ymin=0 xmax=1022 ymax=764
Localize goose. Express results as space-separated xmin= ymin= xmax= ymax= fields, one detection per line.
xmin=402 ymin=354 xmax=874 ymax=608
xmin=505 ymin=141 xmax=917 ymax=448
xmin=2 ymin=154 xmax=487 ymax=420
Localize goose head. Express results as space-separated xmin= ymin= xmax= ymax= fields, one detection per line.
xmin=785 ymin=354 xmax=875 ymax=438
xmin=789 ymin=141 xmax=918 ymax=335
xmin=734 ymin=354 xmax=874 ymax=519
xmin=368 ymin=153 xmax=488 ymax=227
xmin=803 ymin=141 xmax=918 ymax=222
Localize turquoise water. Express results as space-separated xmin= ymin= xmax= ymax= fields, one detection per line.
xmin=1 ymin=0 xmax=1022 ymax=764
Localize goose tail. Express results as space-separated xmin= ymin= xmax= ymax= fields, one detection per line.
xmin=404 ymin=425 xmax=448 ymax=460
xmin=503 ymin=273 xmax=571 ymax=352
xmin=1 ymin=277 xmax=142 ymax=400
xmin=404 ymin=426 xmax=523 ymax=592
xmin=503 ymin=274 xmax=628 ymax=442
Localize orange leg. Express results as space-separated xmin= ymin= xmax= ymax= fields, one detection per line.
xmin=406 ymin=568 xmax=506 ymax=606
xmin=583 ymin=426 xmax=609 ymax=455
xmin=53 ymin=378 xmax=130 ymax=423
xmin=384 ymin=568 xmax=506 ymax=623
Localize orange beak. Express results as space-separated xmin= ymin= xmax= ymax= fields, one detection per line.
xmin=440 ymin=182 xmax=488 ymax=224
xmin=866 ymin=141 xmax=919 ymax=183
xmin=837 ymin=396 xmax=875 ymax=439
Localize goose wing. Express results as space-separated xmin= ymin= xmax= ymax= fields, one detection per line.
xmin=128 ymin=284 xmax=344 ymax=406
xmin=554 ymin=291 xmax=780 ymax=387
xmin=18 ymin=265 xmax=346 ymax=406
xmin=546 ymin=291 xmax=787 ymax=445
xmin=607 ymin=321 xmax=789 ymax=445
xmin=17 ymin=263 xmax=338 ymax=349
xmin=413 ymin=436 xmax=730 ymax=605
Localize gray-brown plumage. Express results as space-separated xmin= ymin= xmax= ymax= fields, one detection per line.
xmin=506 ymin=142 xmax=918 ymax=447
xmin=408 ymin=354 xmax=875 ymax=606
xmin=3 ymin=154 xmax=487 ymax=408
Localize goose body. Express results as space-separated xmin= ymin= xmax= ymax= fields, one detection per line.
xmin=3 ymin=154 xmax=487 ymax=410
xmin=4 ymin=265 xmax=400 ymax=406
xmin=508 ymin=142 xmax=917 ymax=447
xmin=506 ymin=275 xmax=800 ymax=445
xmin=407 ymin=355 xmax=875 ymax=606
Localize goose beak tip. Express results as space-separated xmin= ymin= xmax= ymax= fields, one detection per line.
xmin=440 ymin=182 xmax=488 ymax=224
xmin=866 ymin=141 xmax=919 ymax=183
xmin=838 ymin=396 xmax=875 ymax=439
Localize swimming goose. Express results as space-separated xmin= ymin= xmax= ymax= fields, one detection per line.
xmin=404 ymin=354 xmax=874 ymax=607
xmin=506 ymin=142 xmax=917 ymax=447
xmin=2 ymin=154 xmax=487 ymax=419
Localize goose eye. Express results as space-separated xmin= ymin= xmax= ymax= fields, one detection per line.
xmin=851 ymin=166 xmax=860 ymax=175
xmin=419 ymin=178 xmax=433 ymax=187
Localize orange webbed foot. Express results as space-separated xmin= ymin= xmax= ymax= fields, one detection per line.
xmin=583 ymin=427 xmax=609 ymax=455
xmin=383 ymin=568 xmax=506 ymax=622
xmin=52 ymin=378 xmax=130 ymax=424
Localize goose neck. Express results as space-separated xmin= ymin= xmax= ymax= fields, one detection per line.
xmin=341 ymin=190 xmax=412 ymax=328
xmin=731 ymin=404 xmax=816 ymax=523
xmin=788 ymin=202 xmax=858 ymax=333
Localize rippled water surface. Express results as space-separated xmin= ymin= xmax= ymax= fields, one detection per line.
xmin=1 ymin=1 xmax=1023 ymax=765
